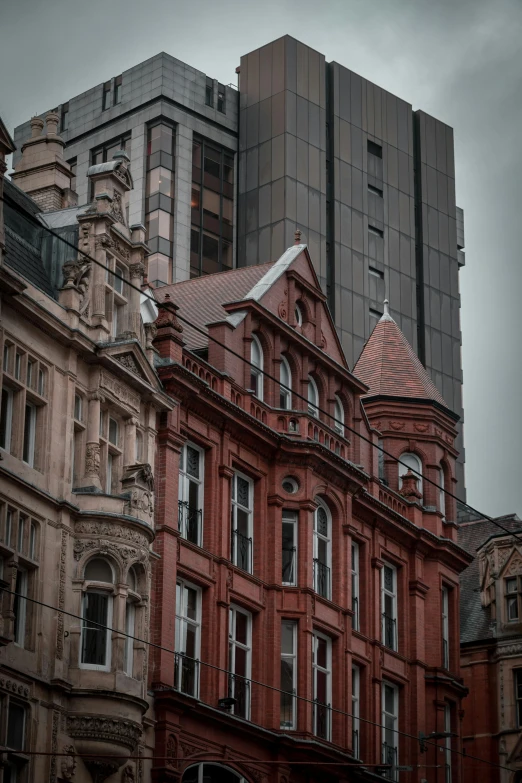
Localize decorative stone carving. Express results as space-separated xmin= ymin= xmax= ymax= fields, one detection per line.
xmin=61 ymin=259 xmax=91 ymax=316
xmin=56 ymin=528 xmax=67 ymax=659
xmin=85 ymin=443 xmax=101 ymax=477
xmin=389 ymin=420 xmax=405 ymax=431
xmin=114 ymin=353 xmax=146 ymax=380
xmin=399 ymin=470 xmax=422 ymax=501
xmin=166 ymin=734 xmax=177 ymax=767
xmin=100 ymin=371 xmax=140 ymax=412
xmin=61 ymin=745 xmax=77 ymax=780
xmin=75 ymin=521 xmax=150 ymax=549
xmin=50 ymin=708 xmax=60 ymax=783
xmin=0 ymin=677 xmax=30 ymax=696
xmin=320 ymin=331 xmax=327 ymax=350
xmin=129 ymin=262 xmax=145 ymax=280
xmin=66 ymin=714 xmax=142 ymax=750
xmin=111 ymin=191 xmax=125 ymax=224
xmin=278 ymin=300 xmax=288 ymax=320
xmin=413 ymin=422 xmax=429 ymax=433
xmin=95 ymin=233 xmax=130 ymax=260
xmin=506 ymin=554 xmax=522 ymax=576
xmin=121 ymin=765 xmax=135 ymax=782
xmin=155 ymin=294 xmax=183 ymax=332
xmin=73 ymin=538 xmax=144 ymax=565
xmin=85 ymin=759 xmax=120 ymax=783
xmin=122 ymin=463 xmax=155 ymax=523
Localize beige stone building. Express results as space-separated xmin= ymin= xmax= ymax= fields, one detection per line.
xmin=0 ymin=113 xmax=171 ymax=782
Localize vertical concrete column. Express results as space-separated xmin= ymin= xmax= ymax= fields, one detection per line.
xmin=172 ymin=124 xmax=193 ymax=282
xmin=128 ymin=124 xmax=146 ymax=227
xmin=124 ymin=416 xmax=137 ymax=466
xmin=84 ymin=392 xmax=103 ymax=489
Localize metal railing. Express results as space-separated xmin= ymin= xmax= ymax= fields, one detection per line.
xmin=178 ymin=501 xmax=202 ymax=545
xmin=231 ymin=529 xmax=252 ymax=573
xmin=282 ymin=546 xmax=296 ymax=584
xmin=381 ymin=742 xmax=398 ymax=780
xmin=280 ymin=687 xmax=296 ymax=729
xmin=313 ymin=559 xmax=331 ymax=599
xmin=382 ymin=613 xmax=397 ymax=651
xmin=313 ymin=698 xmax=331 ymax=740
xmin=174 ymin=651 xmax=199 ymax=697
xmin=228 ymin=673 xmax=250 ymax=719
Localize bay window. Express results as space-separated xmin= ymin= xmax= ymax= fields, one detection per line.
xmin=80 ymin=558 xmax=114 ymax=670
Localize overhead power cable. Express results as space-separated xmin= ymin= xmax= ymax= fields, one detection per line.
xmin=2 ymin=191 xmax=520 ymax=546
xmin=0 ymin=587 xmax=514 ymax=776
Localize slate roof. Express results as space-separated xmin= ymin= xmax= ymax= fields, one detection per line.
xmin=156 ymin=262 xmax=274 ymax=350
xmin=3 ymin=179 xmax=55 ymax=297
xmin=353 ymin=307 xmax=448 ymax=408
xmin=459 ymin=514 xmax=522 ymax=644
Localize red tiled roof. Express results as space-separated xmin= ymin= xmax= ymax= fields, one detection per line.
xmin=353 ymin=313 xmax=448 ymax=407
xmin=155 ymin=263 xmax=273 ymax=350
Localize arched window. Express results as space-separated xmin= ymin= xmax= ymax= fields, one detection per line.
xmin=439 ymin=466 xmax=446 ymax=520
xmin=308 ymin=376 xmax=319 ymax=418
xmin=280 ymin=355 xmax=292 ymax=410
xmin=398 ymin=452 xmax=423 ymax=498
xmin=250 ymin=335 xmax=263 ymax=401
xmin=313 ymin=500 xmax=331 ymax=600
xmin=333 ymin=394 xmax=344 ymax=435
xmin=182 ymin=764 xmax=245 ymax=783
xmin=294 ymin=302 xmax=303 ymax=327
xmin=81 ymin=558 xmax=114 ymax=670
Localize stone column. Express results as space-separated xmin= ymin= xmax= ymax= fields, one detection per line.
xmin=92 ymin=239 xmax=109 ymax=325
xmin=124 ymin=417 xmax=137 ymax=467
xmin=83 ymin=392 xmax=103 ymax=489
xmin=127 ymin=262 xmax=144 ymax=337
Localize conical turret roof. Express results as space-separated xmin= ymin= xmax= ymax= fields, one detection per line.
xmin=353 ymin=301 xmax=448 ymax=407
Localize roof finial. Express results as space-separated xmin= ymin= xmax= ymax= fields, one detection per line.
xmin=383 ymin=299 xmax=389 ymax=315
xmin=294 ymin=229 xmax=302 ymax=246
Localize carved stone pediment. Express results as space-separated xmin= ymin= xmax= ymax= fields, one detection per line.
xmin=121 ymin=463 xmax=155 ymax=525
xmin=114 ymin=352 xmax=147 ymax=380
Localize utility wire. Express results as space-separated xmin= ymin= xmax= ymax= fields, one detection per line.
xmin=0 ymin=587 xmax=513 ymax=775
xmin=2 ymin=191 xmax=520 ymax=548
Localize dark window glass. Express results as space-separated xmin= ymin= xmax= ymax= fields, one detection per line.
xmin=81 ymin=591 xmax=109 ymax=666
xmin=367 ymin=140 xmax=382 ymax=158
xmin=114 ymin=75 xmax=122 ymax=105
xmin=217 ymin=84 xmax=226 ymax=114
xmin=68 ymin=157 xmax=77 ymax=191
xmin=205 ymin=78 xmax=214 ymax=107
xmin=61 ymin=102 xmax=69 ymax=132
xmin=6 ymin=702 xmax=25 ymax=750
xmin=102 ymin=82 xmax=111 ymax=111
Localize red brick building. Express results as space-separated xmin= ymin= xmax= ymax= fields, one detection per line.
xmin=149 ymin=240 xmax=472 ymax=783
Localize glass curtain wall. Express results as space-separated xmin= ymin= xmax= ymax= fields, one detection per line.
xmin=191 ymin=137 xmax=234 ymax=278
xmin=146 ymin=122 xmax=176 ymax=286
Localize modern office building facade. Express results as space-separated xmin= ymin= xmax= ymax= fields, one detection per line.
xmin=12 ymin=35 xmax=467 ymax=497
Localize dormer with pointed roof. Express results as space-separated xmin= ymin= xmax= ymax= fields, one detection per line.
xmin=354 ymin=301 xmax=460 ymax=535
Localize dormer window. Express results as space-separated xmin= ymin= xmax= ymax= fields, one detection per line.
xmin=250 ymin=335 xmax=264 ymax=401
xmin=398 ymin=452 xmax=423 ymax=499
xmin=308 ymin=376 xmax=319 ymax=418
xmin=506 ymin=577 xmax=521 ymax=621
xmin=295 ymin=302 xmax=303 ymax=327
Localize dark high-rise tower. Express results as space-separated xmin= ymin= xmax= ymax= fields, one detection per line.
xmin=12 ymin=35 xmax=466 ymax=497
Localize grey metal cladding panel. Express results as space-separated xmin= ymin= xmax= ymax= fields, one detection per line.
xmin=442 ymin=373 xmax=454 ymax=407
xmin=259 ymin=140 xmax=271 ymax=186
xmin=330 ymin=63 xmax=340 ymax=118
xmin=388 ymin=187 xmax=400 ymax=232
xmin=353 ymin=294 xmax=365 ymax=337
xmin=389 ymin=268 xmax=401 ymax=314
xmin=388 ymin=228 xmax=400 ymax=271
xmin=246 ymin=104 xmax=259 ymax=149
xmin=247 ymin=49 xmax=260 ymax=107
xmin=448 ymin=217 xmax=457 ymax=258
xmin=272 ymin=91 xmax=285 ymax=138
xmin=339 ymin=120 xmax=351 ymax=163
xmin=453 ymin=340 xmax=462 ymax=381
xmin=431 ymin=329 xmax=442 ymax=371
xmin=285 ymin=133 xmax=297 ymax=179
xmin=427 ymin=206 xmax=439 ymax=249
xmin=240 ymin=56 xmax=249 ymax=110
xmin=340 ymin=203 xmax=351 ymax=247
xmin=308 ymin=48 xmax=321 ymax=106
xmin=296 ymin=181 xmax=309 ymax=225
xmin=361 ymin=77 xmax=367 ymax=133
xmin=438 ymin=212 xmax=450 ymax=256
xmin=437 ymin=171 xmax=448 ymax=214
xmin=350 ymin=73 xmax=362 ymax=129
xmin=296 ymin=138 xmax=309 ymax=184
xmin=272 ymin=38 xmax=285 ymax=95
xmin=426 ymin=165 xmax=437 ymax=208
xmin=351 ymin=167 xmax=363 ymax=213
xmin=397 ymin=99 xmax=410 ymax=153
xmin=339 ymin=160 xmax=351 ymax=207
xmin=352 ymin=210 xmax=364 ymax=253
xmin=259 ymin=183 xmax=271 ymax=227
xmin=259 ymin=224 xmax=271 ymax=264
xmin=285 ymin=90 xmax=297 ymax=137
xmin=445 ymin=125 xmax=455 ymax=177
xmin=387 ymin=145 xmax=398 ymax=188
xmin=285 ymin=176 xmax=297 ymax=222
xmin=259 ymin=45 xmax=273 ymax=101
xmin=339 ymin=66 xmax=351 ymax=123
xmin=285 ymin=37 xmax=297 ymax=94
xmin=309 ymin=146 xmax=320 ymax=191
xmin=398 ymin=150 xmax=411 ymax=195
xmin=435 ymin=120 xmax=447 ymax=174
xmin=424 ymin=114 xmax=437 ymax=169
xmin=400 ymin=232 xmax=412 ymax=277
xmin=439 ymin=253 xmax=450 ymax=294
xmin=386 ymin=93 xmax=398 ymax=148
xmin=428 ymin=246 xmax=440 ymax=289
xmin=272 ymin=134 xmax=284 ymax=181
xmin=246 ymin=147 xmax=258 ymax=192
xmin=246 ymin=229 xmax=258 ymax=265
xmin=351 ymin=125 xmax=363 ymax=171
xmin=374 ymin=84 xmax=382 ymax=139
xmin=259 ymin=98 xmax=272 ymax=144
xmin=441 ymin=294 xmax=451 ymax=336
xmin=296 ymin=41 xmax=309 ymax=99
xmin=319 ymin=56 xmax=326 ymax=111
xmin=271 ymin=177 xmax=285 ymax=223
xmin=309 ymin=103 xmax=321 ymax=148
xmin=245 ymin=189 xmax=258 ymax=232
xmin=399 ymin=193 xmax=411 ymax=235
xmin=367 ymin=81 xmax=375 ymax=137
xmin=430 ymin=288 xmax=441 ymax=331
xmin=296 ymin=96 xmax=309 ymax=141
xmin=339 ymin=244 xmax=350 ymax=288
xmin=448 ymin=177 xmax=457 ymax=218
xmin=416 ymin=111 xmax=427 ymax=165
xmin=353 ymin=252 xmax=364 ymax=295
xmin=272 ymin=219 xmax=285 ymax=259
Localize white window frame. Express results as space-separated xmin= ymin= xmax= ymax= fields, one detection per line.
xmin=228 ymin=604 xmax=252 ymax=718
xmin=175 ymin=578 xmax=201 ymax=697
xmin=308 ymin=375 xmax=319 ymax=418
xmin=282 ymin=509 xmax=298 ymax=586
xmin=442 ymin=586 xmax=449 ymax=669
xmin=506 ymin=577 xmax=520 ymax=622
xmin=13 ymin=568 xmax=28 ymax=647
xmin=312 ymin=630 xmax=332 ymax=740
xmin=352 ymin=665 xmax=360 ymax=757
xmin=80 ymin=587 xmax=113 ymax=672
xmin=250 ymin=335 xmax=264 ymax=401
xmin=280 ymin=619 xmax=297 ymax=729
xmin=279 ymin=355 xmax=292 ymax=410
xmin=444 ymin=702 xmax=452 ymax=783
xmin=333 ymin=394 xmax=344 ymax=435
xmin=0 ymin=387 xmax=13 ymax=453
xmin=439 ymin=466 xmax=446 ymax=520
xmin=313 ymin=500 xmax=331 ymax=600
xmin=381 ymin=562 xmax=398 ymax=651
xmin=178 ymin=442 xmax=204 ymax=546
xmin=382 ymin=680 xmax=399 ymax=778
xmin=22 ymin=401 xmax=37 ymax=467
xmin=398 ymin=452 xmax=422 ymax=497
xmin=123 ymin=601 xmax=135 ymax=676
xmin=231 ymin=471 xmax=254 ymax=573
xmin=294 ymin=302 xmax=303 ymax=326
xmin=351 ymin=541 xmax=360 ymax=631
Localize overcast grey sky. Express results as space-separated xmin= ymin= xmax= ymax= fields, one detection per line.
xmin=2 ymin=0 xmax=521 ymax=518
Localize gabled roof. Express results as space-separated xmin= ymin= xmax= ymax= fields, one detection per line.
xmin=353 ymin=302 xmax=448 ymax=408
xmin=156 ymin=262 xmax=273 ymax=350
xmin=0 ymin=116 xmax=15 ymax=155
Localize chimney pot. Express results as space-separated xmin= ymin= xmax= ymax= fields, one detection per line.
xmin=30 ymin=117 xmax=44 ymax=138
xmin=294 ymin=229 xmax=302 ymax=246
xmin=45 ymin=112 xmax=60 ymax=136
